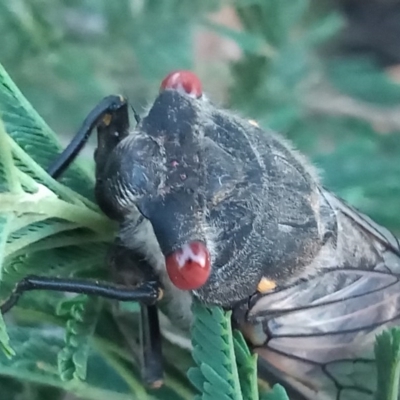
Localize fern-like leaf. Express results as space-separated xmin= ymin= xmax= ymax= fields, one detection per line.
xmin=188 ymin=300 xmax=261 ymax=400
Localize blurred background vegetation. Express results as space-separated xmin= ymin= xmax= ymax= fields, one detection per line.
xmin=1 ymin=0 xmax=400 ymax=398
xmin=1 ymin=0 xmax=400 ymax=233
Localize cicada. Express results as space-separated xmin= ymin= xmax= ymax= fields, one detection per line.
xmin=2 ymin=70 xmax=400 ymax=400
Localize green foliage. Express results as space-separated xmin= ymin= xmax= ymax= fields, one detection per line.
xmin=0 ymin=61 xmax=94 ymax=199
xmin=326 ymin=57 xmax=400 ymax=105
xmin=0 ymin=376 xmax=65 ymax=400
xmin=228 ymin=0 xmax=341 ymax=127
xmin=188 ymin=302 xmax=259 ymax=400
xmin=188 ymin=302 xmax=290 ymax=400
xmin=228 ymin=0 xmax=400 ymax=234
xmin=0 ymin=62 xmax=131 ymax=398
xmin=0 ymin=312 xmax=14 ymax=358
xmin=56 ymin=296 xmax=102 ymax=381
xmin=0 ymin=0 xmax=220 ymax=137
xmin=374 ymin=329 xmax=400 ymax=400
xmin=260 ymin=385 xmax=289 ymax=400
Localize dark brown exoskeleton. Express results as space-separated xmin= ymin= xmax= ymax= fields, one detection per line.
xmin=93 ymin=71 xmax=400 ymax=400
xmin=3 ymin=71 xmax=400 ymax=400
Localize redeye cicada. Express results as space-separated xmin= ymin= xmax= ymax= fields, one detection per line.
xmin=2 ymin=70 xmax=399 ymax=400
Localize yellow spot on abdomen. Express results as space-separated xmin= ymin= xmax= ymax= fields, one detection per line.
xmin=257 ymin=277 xmax=276 ymax=293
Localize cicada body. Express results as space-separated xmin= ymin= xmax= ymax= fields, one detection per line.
xmin=238 ymin=191 xmax=400 ymax=400
xmin=84 ymin=71 xmax=400 ymax=399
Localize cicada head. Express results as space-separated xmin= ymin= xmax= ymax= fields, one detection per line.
xmin=94 ymin=71 xmax=325 ymax=307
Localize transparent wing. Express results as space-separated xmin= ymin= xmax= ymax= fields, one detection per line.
xmin=249 ymin=190 xmax=400 ymax=400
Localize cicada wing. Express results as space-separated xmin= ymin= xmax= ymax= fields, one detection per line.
xmin=321 ymin=190 xmax=400 ymax=256
xmin=256 ymin=343 xmax=378 ymax=400
xmin=249 ymin=267 xmax=400 ymax=400
xmin=246 ymin=188 xmax=400 ymax=400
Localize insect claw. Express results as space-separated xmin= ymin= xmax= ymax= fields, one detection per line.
xmin=157 ymin=288 xmax=164 ymax=301
xmin=149 ymin=379 xmax=163 ymax=389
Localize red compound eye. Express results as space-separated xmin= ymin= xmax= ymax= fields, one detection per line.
xmin=160 ymin=70 xmax=203 ymax=98
xmin=165 ymin=241 xmax=211 ymax=290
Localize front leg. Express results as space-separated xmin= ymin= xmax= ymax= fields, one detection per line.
xmin=0 ymin=275 xmax=161 ymax=314
xmin=107 ymin=240 xmax=164 ymax=388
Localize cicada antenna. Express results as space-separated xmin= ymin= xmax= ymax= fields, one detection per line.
xmin=47 ymin=95 xmax=129 ymax=179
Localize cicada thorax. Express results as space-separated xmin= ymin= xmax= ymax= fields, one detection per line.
xmin=234 ymin=188 xmax=400 ymax=400
xmin=181 ymin=102 xmax=332 ymax=307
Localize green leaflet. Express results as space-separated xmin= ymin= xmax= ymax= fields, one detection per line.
xmin=260 ymin=384 xmax=290 ymax=400
xmin=0 ymin=63 xmax=94 ymax=200
xmin=233 ymin=330 xmax=259 ymax=398
xmin=0 ymin=326 xmax=143 ymax=400
xmin=0 ymin=116 xmax=111 ymax=382
xmin=0 ymin=312 xmax=14 ymax=358
xmin=0 ymin=376 xmax=65 ymax=400
xmin=188 ymin=301 xmax=292 ymax=400
xmin=374 ymin=328 xmax=400 ymax=400
xmin=0 ymin=118 xmax=17 ymax=356
xmin=56 ymin=296 xmax=102 ymax=381
xmin=188 ymin=301 xmax=260 ymax=400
